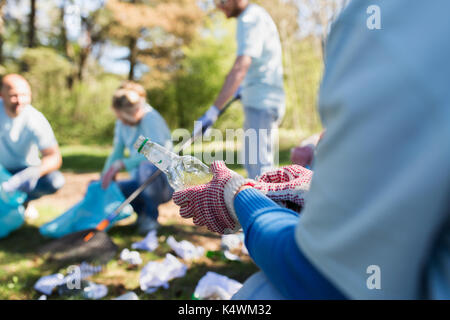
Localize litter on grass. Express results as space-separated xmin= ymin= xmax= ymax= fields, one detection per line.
xmin=34 ymin=262 xmax=103 ymax=296
xmin=139 ymin=253 xmax=187 ymax=294
xmin=221 ymin=234 xmax=242 ymax=251
xmin=34 ymin=273 xmax=65 ymax=295
xmin=193 ymin=272 xmax=243 ymax=300
xmin=221 ymin=233 xmax=248 ymax=260
xmin=223 ymin=250 xmax=241 ymax=261
xmin=167 ymin=236 xmax=205 ymax=261
xmin=113 ymin=291 xmax=139 ymax=300
xmin=132 ymin=230 xmax=158 ymax=252
xmin=120 ymin=248 xmax=142 ymax=265
xmin=56 ymin=279 xmax=108 ymax=300
xmin=81 ymin=281 xmax=108 ymax=299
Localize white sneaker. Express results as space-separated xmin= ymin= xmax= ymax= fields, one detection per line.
xmin=24 ymin=204 xmax=39 ymax=221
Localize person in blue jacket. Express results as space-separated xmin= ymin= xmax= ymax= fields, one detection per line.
xmin=173 ymin=0 xmax=450 ymax=299
xmin=101 ymin=82 xmax=173 ymax=235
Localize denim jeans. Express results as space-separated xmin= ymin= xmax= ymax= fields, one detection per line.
xmin=8 ymin=168 xmax=65 ymax=201
xmin=116 ymin=162 xmax=173 ymax=220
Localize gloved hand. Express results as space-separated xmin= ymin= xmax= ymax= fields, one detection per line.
xmin=193 ymin=105 xmax=221 ymax=138
xmin=1 ymin=167 xmax=41 ymax=194
xmin=253 ymin=165 xmax=313 ymax=208
xmin=101 ymin=160 xmax=124 ymax=189
xmin=173 ymin=161 xmax=249 ymax=235
xmin=290 ymin=145 xmax=314 ymax=168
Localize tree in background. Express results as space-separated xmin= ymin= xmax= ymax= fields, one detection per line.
xmin=148 ymin=14 xmax=236 ymax=130
xmin=105 ymin=0 xmax=203 ymax=81
xmin=28 ymin=0 xmax=37 ymax=48
xmin=0 ymin=0 xmax=346 ymax=145
xmin=0 ymin=0 xmax=5 ymax=66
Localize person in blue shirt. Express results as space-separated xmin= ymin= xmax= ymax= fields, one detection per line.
xmin=101 ymin=82 xmax=173 ymax=235
xmin=194 ymin=0 xmax=285 ymax=179
xmin=0 ymin=74 xmax=65 ymax=218
xmin=173 ymin=0 xmax=450 ymax=299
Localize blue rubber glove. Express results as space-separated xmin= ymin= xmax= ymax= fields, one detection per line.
xmin=1 ymin=167 xmax=41 ymax=194
xmin=193 ymin=105 xmax=221 ymax=138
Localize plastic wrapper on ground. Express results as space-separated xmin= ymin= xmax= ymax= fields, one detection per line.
xmin=167 ymin=236 xmax=205 ymax=260
xmin=139 ymin=253 xmax=187 ymax=294
xmin=120 ymin=248 xmax=142 ymax=265
xmin=193 ymin=272 xmax=243 ymax=300
xmin=131 ymin=230 xmax=158 ymax=252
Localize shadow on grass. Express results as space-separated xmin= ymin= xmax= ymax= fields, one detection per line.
xmin=0 ymin=223 xmax=48 ymax=255
xmin=61 ymin=154 xmax=107 ymax=173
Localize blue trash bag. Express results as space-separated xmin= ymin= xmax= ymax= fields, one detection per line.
xmin=0 ymin=166 xmax=26 ymax=239
xmin=39 ymin=181 xmax=134 ymax=238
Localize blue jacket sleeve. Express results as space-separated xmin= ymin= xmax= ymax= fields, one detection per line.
xmin=103 ymin=123 xmax=125 ymax=174
xmin=234 ymin=188 xmax=346 ymax=300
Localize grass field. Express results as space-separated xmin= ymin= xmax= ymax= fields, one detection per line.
xmin=0 ymin=133 xmax=304 ymax=300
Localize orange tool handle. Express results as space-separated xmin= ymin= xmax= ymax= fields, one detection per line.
xmin=83 ymin=219 xmax=110 ymax=242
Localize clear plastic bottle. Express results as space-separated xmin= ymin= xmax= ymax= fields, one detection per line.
xmin=134 ymin=135 xmax=213 ymax=191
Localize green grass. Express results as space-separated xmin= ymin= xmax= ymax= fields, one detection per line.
xmin=60 ymin=145 xmax=112 ymax=173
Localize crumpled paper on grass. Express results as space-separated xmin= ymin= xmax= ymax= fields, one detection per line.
xmin=221 ymin=233 xmax=248 ymax=261
xmin=167 ymin=236 xmax=204 ymax=261
xmin=34 ymin=273 xmax=66 ymax=295
xmin=132 ymin=230 xmax=158 ymax=252
xmin=139 ymin=254 xmax=187 ymax=294
xmin=120 ymin=248 xmax=142 ymax=265
xmin=82 ymin=281 xmax=108 ymax=299
xmin=34 ymin=262 xmax=102 ymax=295
xmin=193 ymin=272 xmax=243 ymax=300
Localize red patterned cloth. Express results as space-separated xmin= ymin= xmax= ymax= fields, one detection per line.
xmin=254 ymin=165 xmax=313 ymax=208
xmin=173 ymin=161 xmax=245 ymax=234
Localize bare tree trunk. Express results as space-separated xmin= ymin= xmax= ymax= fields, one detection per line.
xmin=60 ymin=4 xmax=69 ymax=56
xmin=128 ymin=36 xmax=138 ymax=80
xmin=60 ymin=1 xmax=75 ymax=87
xmin=0 ymin=0 xmax=6 ymax=65
xmin=28 ymin=0 xmax=37 ymax=48
xmin=77 ymin=49 xmax=89 ymax=81
xmin=77 ymin=33 xmax=92 ymax=81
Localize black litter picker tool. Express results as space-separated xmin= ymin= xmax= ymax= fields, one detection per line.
xmin=39 ymin=95 xmax=240 ymax=266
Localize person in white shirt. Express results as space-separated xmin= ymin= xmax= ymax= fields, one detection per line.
xmin=0 ymin=74 xmax=65 ymax=216
xmin=195 ymin=0 xmax=285 ymax=179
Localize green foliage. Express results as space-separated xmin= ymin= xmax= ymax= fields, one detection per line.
xmin=18 ymin=47 xmax=121 ymax=145
xmin=0 ymin=2 xmax=324 ymax=146
xmin=282 ymin=38 xmax=323 ymax=136
xmin=148 ymin=17 xmax=236 ymax=131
